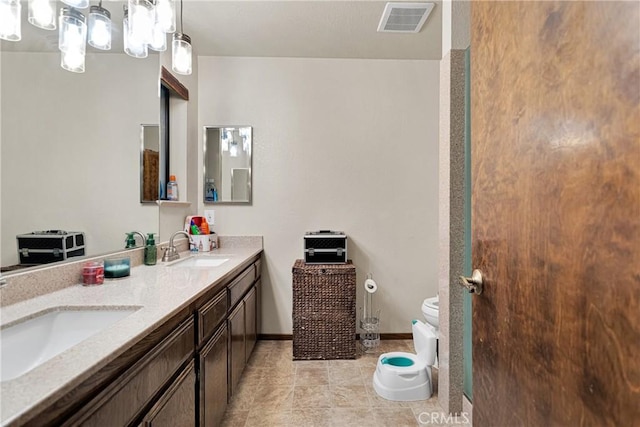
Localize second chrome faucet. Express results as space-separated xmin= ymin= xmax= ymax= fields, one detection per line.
xmin=162 ymin=231 xmax=191 ymax=262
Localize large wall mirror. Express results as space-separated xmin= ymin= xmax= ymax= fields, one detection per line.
xmin=203 ymin=126 xmax=253 ymax=204
xmin=1 ymin=48 xmax=160 ymax=272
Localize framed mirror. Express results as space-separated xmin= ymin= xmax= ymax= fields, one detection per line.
xmin=203 ymin=126 xmax=253 ymax=204
xmin=139 ymin=68 xmax=189 ymax=203
xmin=140 ymin=124 xmax=160 ymax=203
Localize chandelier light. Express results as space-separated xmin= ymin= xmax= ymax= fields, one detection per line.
xmin=88 ymin=2 xmax=111 ymax=50
xmin=148 ymin=9 xmax=167 ymax=51
xmin=58 ymin=7 xmax=87 ymax=73
xmin=123 ymin=6 xmax=148 ymax=58
xmin=0 ymin=0 xmax=21 ymax=41
xmin=171 ymin=0 xmax=191 ymax=75
xmin=155 ymin=0 xmax=175 ymax=33
xmin=61 ymin=0 xmax=88 ymax=11
xmin=28 ymin=0 xmax=56 ymax=30
xmin=128 ymin=0 xmax=154 ymax=46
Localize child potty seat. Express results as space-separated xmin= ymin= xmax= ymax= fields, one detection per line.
xmin=373 ymin=319 xmax=437 ymax=401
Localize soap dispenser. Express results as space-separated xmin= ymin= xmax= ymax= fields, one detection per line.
xmin=144 ymin=233 xmax=157 ymax=266
xmin=125 ymin=232 xmax=137 ymax=249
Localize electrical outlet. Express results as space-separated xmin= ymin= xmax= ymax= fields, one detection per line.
xmin=204 ymin=210 xmax=215 ymax=225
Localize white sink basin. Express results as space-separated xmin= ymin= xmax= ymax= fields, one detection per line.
xmin=169 ymin=256 xmax=230 ymax=268
xmin=0 ymin=307 xmax=139 ymax=382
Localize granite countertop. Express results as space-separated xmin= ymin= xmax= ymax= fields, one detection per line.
xmin=0 ymin=243 xmax=262 ymax=426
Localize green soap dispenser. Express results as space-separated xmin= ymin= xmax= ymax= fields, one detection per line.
xmin=125 ymin=232 xmax=137 ymax=249
xmin=144 ymin=233 xmax=157 ymax=266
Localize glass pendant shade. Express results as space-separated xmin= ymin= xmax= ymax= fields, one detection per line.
xmin=155 ymin=0 xmax=175 ymax=33
xmin=172 ymin=33 xmax=192 ymax=75
xmin=28 ymin=0 xmax=56 ymax=30
xmin=88 ymin=5 xmax=111 ymax=50
xmin=58 ymin=8 xmax=86 ymax=53
xmin=127 ymin=0 xmax=154 ymax=45
xmin=0 ymin=0 xmax=21 ymax=41
xmin=61 ymin=48 xmax=85 ymax=73
xmin=61 ymin=0 xmax=89 ymax=10
xmin=149 ymin=20 xmax=167 ymax=51
xmin=58 ymin=8 xmax=86 ymax=73
xmin=123 ymin=9 xmax=148 ymax=58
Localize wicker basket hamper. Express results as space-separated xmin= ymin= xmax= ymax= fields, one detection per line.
xmin=292 ymin=259 xmax=356 ymax=359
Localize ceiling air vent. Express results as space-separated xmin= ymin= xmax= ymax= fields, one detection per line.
xmin=377 ymin=2 xmax=435 ymax=33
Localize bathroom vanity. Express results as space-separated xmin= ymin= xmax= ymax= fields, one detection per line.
xmin=0 ymin=241 xmax=262 ymax=427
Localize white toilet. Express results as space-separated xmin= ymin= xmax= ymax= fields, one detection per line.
xmin=373 ymin=319 xmax=437 ymax=401
xmin=421 ymin=296 xmax=439 ymax=332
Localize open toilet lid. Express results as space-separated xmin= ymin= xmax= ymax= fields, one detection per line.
xmin=412 ymin=320 xmax=437 ymax=360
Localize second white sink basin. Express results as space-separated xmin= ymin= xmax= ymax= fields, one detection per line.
xmin=169 ymin=256 xmax=230 ymax=268
xmin=0 ymin=307 xmax=139 ymax=382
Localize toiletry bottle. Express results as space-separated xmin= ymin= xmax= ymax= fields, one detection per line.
xmin=205 ymin=179 xmax=215 ymax=201
xmin=125 ymin=232 xmax=136 ymax=249
xmin=190 ymin=219 xmax=201 ymax=235
xmin=167 ymin=175 xmax=179 ymax=201
xmin=201 ymin=218 xmax=210 ymax=235
xmin=144 ymin=233 xmax=157 ymax=265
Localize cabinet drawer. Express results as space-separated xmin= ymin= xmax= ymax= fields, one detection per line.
xmin=66 ymin=317 xmax=195 ymax=426
xmin=197 ymin=289 xmax=228 ymax=344
xmin=228 ymin=265 xmax=255 ymax=309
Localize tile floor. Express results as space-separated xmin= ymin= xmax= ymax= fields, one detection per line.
xmin=221 ymin=340 xmax=471 ymax=427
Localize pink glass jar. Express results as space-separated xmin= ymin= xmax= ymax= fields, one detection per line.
xmin=82 ymin=261 xmax=104 ymax=285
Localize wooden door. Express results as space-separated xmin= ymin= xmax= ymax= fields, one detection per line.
xmin=471 ymin=2 xmax=639 ymax=426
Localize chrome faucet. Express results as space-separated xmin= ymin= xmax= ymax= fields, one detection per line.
xmin=162 ymin=231 xmax=191 ymax=262
xmin=132 ymin=231 xmax=146 ymax=247
xmin=125 ymin=231 xmax=146 ymax=249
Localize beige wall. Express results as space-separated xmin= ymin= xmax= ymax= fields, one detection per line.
xmin=1 ymin=52 xmax=159 ymax=266
xmin=198 ymin=56 xmax=440 ymax=333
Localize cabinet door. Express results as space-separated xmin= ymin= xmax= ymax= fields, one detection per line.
xmin=139 ymin=361 xmax=196 ymax=427
xmin=199 ymin=325 xmax=228 ymax=427
xmin=244 ymin=286 xmax=257 ymax=363
xmin=228 ymin=302 xmax=245 ymax=398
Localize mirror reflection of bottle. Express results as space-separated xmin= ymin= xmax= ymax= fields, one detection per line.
xmin=205 ymin=178 xmax=215 ymax=201
xmin=205 ymin=178 xmax=218 ymax=202
xmin=167 ymin=175 xmax=178 ymax=201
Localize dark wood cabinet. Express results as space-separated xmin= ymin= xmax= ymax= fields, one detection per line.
xmin=138 ymin=361 xmax=196 ymax=427
xmin=63 ymin=317 xmax=195 ymax=427
xmin=228 ymin=301 xmax=245 ymax=398
xmin=244 ymin=286 xmax=257 ymax=363
xmin=27 ymin=253 xmax=262 ymax=427
xmin=198 ymin=325 xmax=228 ymax=427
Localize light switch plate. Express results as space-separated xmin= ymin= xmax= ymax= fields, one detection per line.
xmin=204 ymin=210 xmax=215 ymax=225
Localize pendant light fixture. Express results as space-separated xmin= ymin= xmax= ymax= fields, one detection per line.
xmin=128 ymin=0 xmax=154 ymax=46
xmin=58 ymin=7 xmax=87 ymax=73
xmin=155 ymin=0 xmax=175 ymax=33
xmin=148 ymin=4 xmax=167 ymax=52
xmin=61 ymin=0 xmax=89 ymax=10
xmin=123 ymin=6 xmax=148 ymax=58
xmin=88 ymin=1 xmax=111 ymax=50
xmin=28 ymin=0 xmax=56 ymax=30
xmin=171 ymin=0 xmax=191 ymax=75
xmin=0 ymin=0 xmax=21 ymax=41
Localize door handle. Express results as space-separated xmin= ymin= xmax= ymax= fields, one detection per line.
xmin=459 ymin=269 xmax=484 ymax=295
